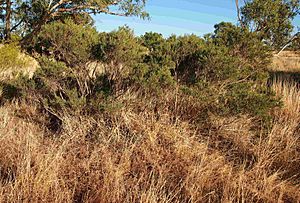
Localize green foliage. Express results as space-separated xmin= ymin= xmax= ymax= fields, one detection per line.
xmin=169 ymin=23 xmax=279 ymax=120
xmin=132 ymin=32 xmax=176 ymax=91
xmin=33 ymin=57 xmax=88 ymax=113
xmin=241 ymin=0 xmax=299 ymax=48
xmin=0 ymin=83 xmax=21 ymax=103
xmin=0 ymin=20 xmax=281 ymax=132
xmin=166 ymin=34 xmax=205 ymax=82
xmin=93 ymin=26 xmax=148 ymax=84
xmin=35 ymin=19 xmax=98 ymax=66
xmin=96 ymin=26 xmax=147 ymax=68
xmin=220 ymin=82 xmax=278 ymax=119
xmin=132 ymin=63 xmax=175 ymax=92
xmin=212 ymin=22 xmax=271 ymax=66
xmin=0 ymin=43 xmax=29 ymax=72
xmin=1 ymin=0 xmax=148 ymax=42
xmin=0 ymin=0 xmax=286 ymax=137
xmin=141 ymin=32 xmax=174 ymax=68
xmin=181 ymin=40 xmax=279 ymax=120
xmin=167 ymin=34 xmax=204 ymax=67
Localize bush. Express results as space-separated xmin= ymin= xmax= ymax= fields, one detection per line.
xmin=0 ymin=23 xmax=280 ymax=132
xmin=140 ymin=32 xmax=174 ymax=68
xmin=34 ymin=19 xmax=98 ymax=66
xmin=158 ymin=23 xmax=278 ymax=122
xmin=181 ymin=41 xmax=279 ymax=121
xmin=0 ymin=43 xmax=31 ymax=73
xmin=167 ymin=34 xmax=205 ymax=74
xmin=131 ymin=63 xmax=175 ymax=92
xmin=131 ymin=32 xmax=176 ymax=92
xmin=211 ymin=22 xmax=271 ymax=66
xmin=94 ymin=26 xmax=147 ymax=79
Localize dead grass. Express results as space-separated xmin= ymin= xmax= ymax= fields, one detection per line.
xmin=0 ymin=77 xmax=300 ymax=203
xmin=0 ymin=50 xmax=300 ymax=202
xmin=271 ymin=51 xmax=300 ymax=73
xmin=0 ymin=47 xmax=39 ymax=80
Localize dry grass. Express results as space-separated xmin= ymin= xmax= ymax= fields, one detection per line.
xmin=0 ymin=51 xmax=300 ymax=202
xmin=0 ymin=45 xmax=39 ymax=80
xmin=271 ymin=51 xmax=300 ymax=73
xmin=0 ymin=77 xmax=300 ymax=203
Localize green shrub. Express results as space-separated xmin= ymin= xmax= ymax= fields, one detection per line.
xmin=140 ymin=32 xmax=174 ymax=68
xmin=181 ymin=41 xmax=279 ymax=121
xmin=0 ymin=43 xmax=30 ymax=72
xmin=131 ymin=32 xmax=176 ymax=92
xmin=131 ymin=63 xmax=175 ymax=92
xmin=211 ymin=22 xmax=271 ymax=66
xmin=94 ymin=26 xmax=147 ymax=79
xmin=0 ymin=23 xmax=280 ymax=133
xmin=34 ymin=57 xmax=116 ymax=112
xmin=34 ymin=19 xmax=98 ymax=66
xmin=164 ymin=24 xmax=280 ymax=121
xmin=166 ymin=34 xmax=205 ymax=77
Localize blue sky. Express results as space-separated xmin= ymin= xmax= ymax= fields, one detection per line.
xmin=94 ymin=0 xmax=300 ymax=37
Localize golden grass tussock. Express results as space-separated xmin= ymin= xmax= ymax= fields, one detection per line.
xmin=272 ymin=51 xmax=300 ymax=73
xmin=272 ymin=75 xmax=300 ymax=121
xmin=0 ymin=75 xmax=300 ymax=203
xmin=0 ymin=44 xmax=39 ymax=80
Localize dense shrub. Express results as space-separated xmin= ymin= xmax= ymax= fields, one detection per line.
xmin=211 ymin=22 xmax=271 ymax=66
xmin=180 ymin=41 xmax=279 ymax=121
xmin=167 ymin=34 xmax=205 ymax=75
xmin=0 ymin=22 xmax=280 ymax=132
xmin=94 ymin=26 xmax=147 ymax=80
xmin=132 ymin=32 xmax=176 ymax=91
xmin=131 ymin=63 xmax=175 ymax=92
xmin=140 ymin=32 xmax=174 ymax=68
xmin=34 ymin=19 xmax=98 ymax=66
xmin=0 ymin=43 xmax=30 ymax=72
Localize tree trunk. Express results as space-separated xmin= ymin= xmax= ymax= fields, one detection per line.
xmin=4 ymin=0 xmax=12 ymax=40
xmin=235 ymin=0 xmax=244 ymax=28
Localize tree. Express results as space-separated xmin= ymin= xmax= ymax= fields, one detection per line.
xmin=0 ymin=0 xmax=148 ymax=42
xmin=235 ymin=0 xmax=244 ymax=27
xmin=0 ymin=0 xmax=31 ymax=40
xmin=240 ymin=0 xmax=300 ymax=49
xmin=0 ymin=0 xmax=14 ymax=40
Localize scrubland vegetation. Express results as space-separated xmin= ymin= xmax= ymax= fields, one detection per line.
xmin=0 ymin=0 xmax=300 ymax=202
xmin=272 ymin=51 xmax=300 ymax=72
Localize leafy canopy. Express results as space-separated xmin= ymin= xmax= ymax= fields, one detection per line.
xmin=241 ymin=0 xmax=300 ymax=48
xmin=0 ymin=0 xmax=148 ymax=41
xmin=36 ymin=19 xmax=98 ymax=66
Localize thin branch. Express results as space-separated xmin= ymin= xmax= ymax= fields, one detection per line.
xmin=51 ymin=5 xmax=127 ymax=17
xmin=10 ymin=18 xmax=24 ymax=32
xmin=277 ymin=32 xmax=299 ymax=55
